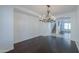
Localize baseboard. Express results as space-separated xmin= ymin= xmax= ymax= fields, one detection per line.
xmin=0 ymin=46 xmax=14 ymax=53
xmin=14 ymin=35 xmax=41 ymax=44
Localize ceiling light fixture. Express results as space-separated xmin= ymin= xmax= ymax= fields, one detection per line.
xmin=39 ymin=5 xmax=56 ymax=23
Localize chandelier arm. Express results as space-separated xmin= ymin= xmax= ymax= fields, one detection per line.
xmin=40 ymin=5 xmax=56 ymax=23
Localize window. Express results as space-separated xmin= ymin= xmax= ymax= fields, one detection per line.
xmin=64 ymin=23 xmax=71 ymax=30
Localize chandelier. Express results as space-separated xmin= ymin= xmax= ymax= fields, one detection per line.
xmin=39 ymin=5 xmax=56 ymax=23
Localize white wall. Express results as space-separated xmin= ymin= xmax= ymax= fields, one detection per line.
xmin=14 ymin=10 xmax=39 ymax=43
xmin=74 ymin=6 xmax=79 ymax=50
xmin=14 ymin=9 xmax=50 ymax=43
xmin=39 ymin=22 xmax=51 ymax=36
xmin=0 ymin=6 xmax=14 ymax=52
xmin=0 ymin=6 xmax=51 ymax=52
xmin=75 ymin=6 xmax=79 ymax=42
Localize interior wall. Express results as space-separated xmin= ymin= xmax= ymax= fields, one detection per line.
xmin=75 ymin=6 xmax=79 ymax=42
xmin=14 ymin=9 xmax=51 ymax=43
xmin=14 ymin=10 xmax=39 ymax=43
xmin=39 ymin=22 xmax=51 ymax=36
xmin=74 ymin=6 xmax=79 ymax=50
xmin=0 ymin=6 xmax=14 ymax=52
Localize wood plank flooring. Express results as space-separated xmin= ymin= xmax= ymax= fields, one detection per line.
xmin=7 ymin=36 xmax=78 ymax=53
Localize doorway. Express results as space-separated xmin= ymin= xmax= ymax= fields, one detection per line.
xmin=58 ymin=18 xmax=71 ymax=39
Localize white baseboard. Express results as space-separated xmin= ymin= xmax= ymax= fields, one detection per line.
xmin=0 ymin=46 xmax=14 ymax=53
xmin=14 ymin=35 xmax=41 ymax=44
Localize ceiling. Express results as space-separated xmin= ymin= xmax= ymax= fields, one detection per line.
xmin=19 ymin=5 xmax=77 ymax=15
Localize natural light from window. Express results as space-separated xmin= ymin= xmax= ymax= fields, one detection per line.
xmin=64 ymin=23 xmax=71 ymax=30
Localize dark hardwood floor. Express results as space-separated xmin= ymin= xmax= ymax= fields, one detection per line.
xmin=7 ymin=36 xmax=78 ymax=53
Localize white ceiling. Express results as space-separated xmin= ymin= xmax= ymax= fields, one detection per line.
xmin=19 ymin=5 xmax=77 ymax=15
